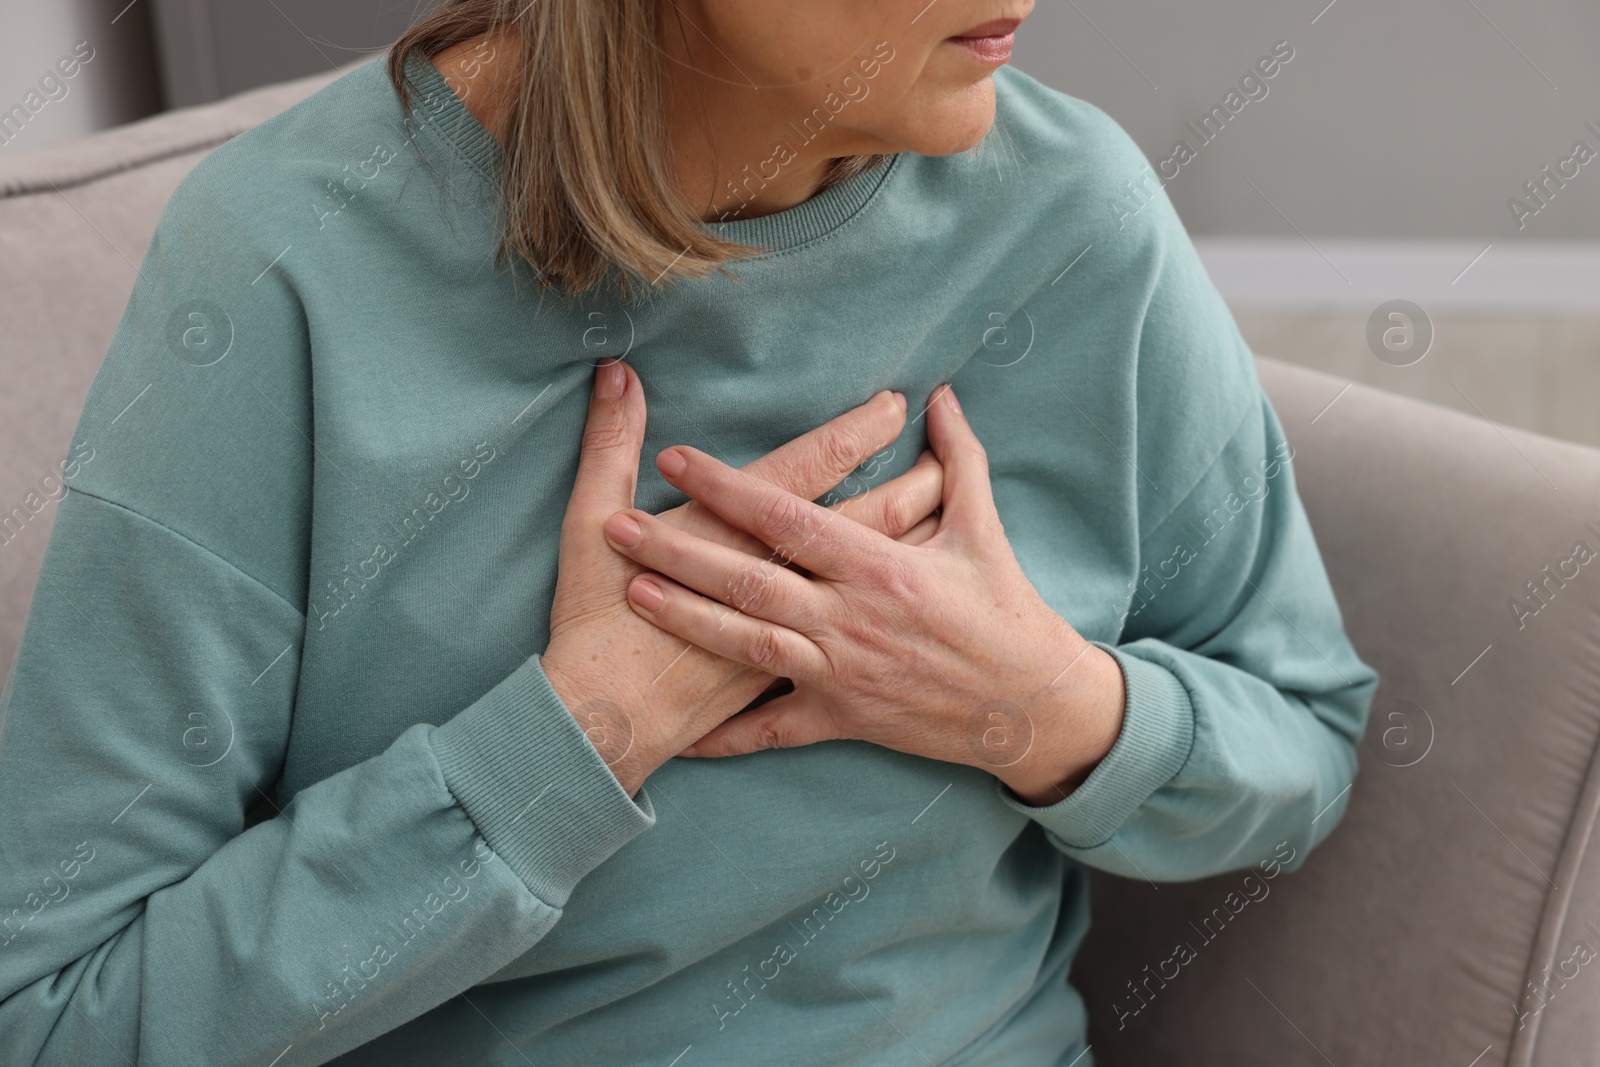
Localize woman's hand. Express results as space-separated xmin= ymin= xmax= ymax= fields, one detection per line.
xmin=540 ymin=358 xmax=945 ymax=798
xmin=599 ymin=383 xmax=1129 ymax=806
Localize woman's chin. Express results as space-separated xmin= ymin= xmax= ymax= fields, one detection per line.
xmin=909 ymin=86 xmax=999 ymax=156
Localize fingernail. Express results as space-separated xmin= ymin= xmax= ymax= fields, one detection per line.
xmin=631 ymin=577 xmax=665 ymax=611
xmin=892 ymin=390 xmax=906 ymax=411
xmin=943 ymin=385 xmax=962 ymax=414
xmin=658 ymin=447 xmax=688 ymax=479
xmin=596 ymin=359 xmax=625 ymax=399
xmin=604 ymin=512 xmax=642 ymax=548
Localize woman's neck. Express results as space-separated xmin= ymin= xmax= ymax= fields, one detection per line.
xmin=431 ymin=30 xmax=838 ymax=224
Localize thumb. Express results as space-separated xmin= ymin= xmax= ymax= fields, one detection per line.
xmin=563 ymin=359 xmax=646 ymax=570
xmin=678 ymin=689 xmax=839 ymax=758
xmin=924 ymin=382 xmax=1003 ymax=549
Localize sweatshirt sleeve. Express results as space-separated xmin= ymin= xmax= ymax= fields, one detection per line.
xmin=993 ymin=108 xmax=1379 ymax=881
xmin=0 ymin=164 xmax=653 ymax=1067
xmin=996 ymin=389 xmax=1378 ymax=881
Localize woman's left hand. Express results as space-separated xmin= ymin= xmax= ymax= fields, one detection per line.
xmin=599 ymin=383 xmax=1128 ymax=806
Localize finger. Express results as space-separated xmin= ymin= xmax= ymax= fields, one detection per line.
xmin=741 ymin=389 xmax=906 ymax=502
xmin=923 ymin=383 xmax=1003 ymax=546
xmin=567 ymin=359 xmax=645 ymax=517
xmin=622 ymin=570 xmax=828 ymax=682
xmin=657 ymin=445 xmax=886 ymax=580
xmin=679 ymin=690 xmax=837 ymax=757
xmin=603 ymin=508 xmax=821 ymax=630
xmin=830 ymin=448 xmax=943 ymax=539
xmin=897 ymin=513 xmax=940 ymax=547
xmin=560 ymin=359 xmax=647 ymax=574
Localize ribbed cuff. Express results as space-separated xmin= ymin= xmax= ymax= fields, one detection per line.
xmin=995 ymin=641 xmax=1194 ymax=850
xmin=429 ymin=654 xmax=656 ymax=907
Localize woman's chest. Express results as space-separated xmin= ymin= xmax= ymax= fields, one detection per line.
xmin=283 ymin=281 xmax=1141 ymax=789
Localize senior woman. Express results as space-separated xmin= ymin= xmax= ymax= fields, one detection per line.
xmin=0 ymin=1 xmax=1377 ymax=1064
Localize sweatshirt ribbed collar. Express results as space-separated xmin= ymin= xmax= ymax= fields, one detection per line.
xmin=400 ymin=50 xmax=901 ymax=256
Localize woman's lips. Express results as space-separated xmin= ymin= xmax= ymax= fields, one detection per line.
xmin=947 ymin=18 xmax=1022 ymax=64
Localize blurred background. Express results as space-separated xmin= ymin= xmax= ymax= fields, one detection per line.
xmin=4 ymin=0 xmax=1598 ymax=445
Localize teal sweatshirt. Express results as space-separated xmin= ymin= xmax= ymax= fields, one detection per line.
xmin=0 ymin=52 xmax=1378 ymax=1066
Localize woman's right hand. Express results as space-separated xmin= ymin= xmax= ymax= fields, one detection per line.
xmin=541 ymin=358 xmax=943 ymax=797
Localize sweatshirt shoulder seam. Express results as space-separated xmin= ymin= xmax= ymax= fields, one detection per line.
xmin=1135 ymin=390 xmax=1261 ymax=549
xmin=63 ymin=485 xmax=306 ymax=619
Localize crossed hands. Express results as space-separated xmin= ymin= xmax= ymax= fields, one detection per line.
xmin=541 ymin=359 xmax=1125 ymax=806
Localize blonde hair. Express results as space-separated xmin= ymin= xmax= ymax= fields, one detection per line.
xmin=388 ymin=0 xmax=892 ymax=300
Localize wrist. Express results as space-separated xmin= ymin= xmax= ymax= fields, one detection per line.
xmin=541 ymin=656 xmax=664 ymax=799
xmin=995 ymin=641 xmax=1127 ymax=807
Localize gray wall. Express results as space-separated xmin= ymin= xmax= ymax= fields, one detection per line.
xmin=148 ymin=0 xmax=414 ymax=109
xmin=10 ymin=0 xmax=1600 ymax=243
xmin=1013 ymin=0 xmax=1600 ymax=241
xmin=0 ymin=0 xmax=162 ymax=155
